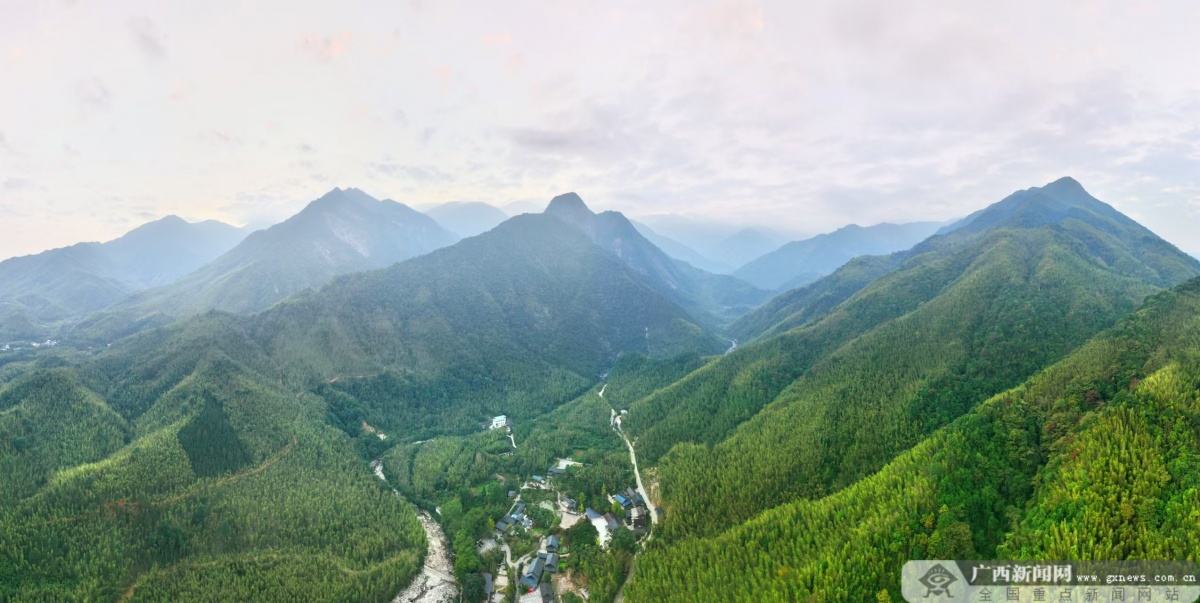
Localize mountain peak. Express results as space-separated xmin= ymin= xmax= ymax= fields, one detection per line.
xmin=545 ymin=192 xmax=593 ymax=217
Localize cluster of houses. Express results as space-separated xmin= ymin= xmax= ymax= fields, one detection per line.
xmin=613 ymin=487 xmax=651 ymax=529
xmin=584 ymin=486 xmax=652 ymax=548
xmin=2 ymin=340 xmax=60 ymax=352
xmin=494 ymin=502 xmax=534 ymax=538
xmin=518 ymin=536 xmax=560 ymax=602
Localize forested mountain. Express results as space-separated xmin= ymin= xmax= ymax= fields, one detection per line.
xmin=4 ymin=177 xmax=1196 ymax=603
xmin=541 ymin=193 xmax=770 ymax=328
xmin=732 ymin=220 xmax=943 ymax=290
xmin=254 ymin=200 xmax=730 ymax=440
xmin=619 ymin=177 xmax=1200 ymax=547
xmin=0 ymin=314 xmax=427 ymax=601
xmin=626 ymin=276 xmax=1200 ymax=602
xmin=424 ymin=201 xmax=509 ymax=238
xmin=71 ymin=188 xmax=458 ymax=343
xmin=0 ymin=217 xmax=245 ymax=341
xmin=0 ymin=191 xmax=742 ymax=601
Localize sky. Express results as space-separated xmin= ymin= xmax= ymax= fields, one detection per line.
xmin=2 ymin=0 xmax=1199 ymax=260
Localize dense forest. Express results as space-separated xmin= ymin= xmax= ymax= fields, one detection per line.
xmin=625 ymin=278 xmax=1200 ymax=602
xmin=0 ymin=350 xmax=426 ymax=602
xmin=4 ymin=179 xmax=1200 ymax=602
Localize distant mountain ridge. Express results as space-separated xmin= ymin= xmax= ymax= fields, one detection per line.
xmin=425 ymin=201 xmax=509 ymax=238
xmin=620 ymin=176 xmax=1200 ymax=550
xmin=542 ymin=193 xmax=771 ymax=328
xmin=733 ymin=221 xmax=944 ymax=290
xmin=632 ymin=222 xmax=735 ymax=274
xmin=71 ymin=188 xmax=458 ymax=342
xmin=0 ymin=216 xmax=245 ymax=340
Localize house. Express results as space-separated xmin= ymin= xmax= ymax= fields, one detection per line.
xmin=520 ymin=557 xmax=546 ymax=590
xmin=630 ymin=506 xmax=648 ymax=529
xmin=603 ymin=513 xmax=620 ymax=531
xmin=585 ymin=507 xmax=602 ymax=521
xmin=546 ymin=535 xmax=559 ymax=553
xmin=491 ymin=415 xmax=509 ymax=430
xmin=483 ymin=573 xmax=494 ymax=598
xmin=519 ymin=584 xmax=553 ymax=603
xmin=514 ymin=503 xmax=526 ymax=515
xmin=621 ymin=488 xmax=643 ymax=506
xmin=613 ymin=494 xmax=629 ymax=508
xmin=547 ymin=466 xmax=565 ymax=476
xmin=560 ymin=496 xmax=577 ymax=512
xmin=508 ymin=490 xmax=518 ymax=498
xmin=544 ymin=553 xmax=559 ymax=573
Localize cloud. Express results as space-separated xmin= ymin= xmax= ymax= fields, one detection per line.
xmin=2 ymin=178 xmax=37 ymax=191
xmin=371 ymin=160 xmax=448 ymax=182
xmin=76 ymin=77 xmax=111 ymax=111
xmin=129 ymin=16 xmax=167 ymax=59
xmin=301 ymin=33 xmax=353 ymax=61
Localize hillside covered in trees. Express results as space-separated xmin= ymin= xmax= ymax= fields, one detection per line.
xmin=3 ymin=179 xmax=1198 ymax=603
xmin=625 ymin=277 xmax=1200 ymax=602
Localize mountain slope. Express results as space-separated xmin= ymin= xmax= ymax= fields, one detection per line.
xmin=731 ymin=177 xmax=1200 ymax=342
xmin=632 ymin=222 xmax=734 ymax=274
xmin=620 ymin=177 xmax=1200 ymax=543
xmin=626 ymin=277 xmax=1200 ymax=602
xmin=425 ymin=201 xmax=509 ymax=238
xmin=707 ymin=227 xmax=789 ymax=269
xmin=0 ymin=315 xmax=427 ymax=602
xmin=541 ymin=193 xmax=770 ymax=328
xmin=72 ymin=188 xmax=458 ymax=342
xmin=0 ymin=217 xmax=245 ymax=340
xmin=250 ymin=207 xmax=727 ymax=439
xmin=733 ymin=221 xmax=943 ymax=290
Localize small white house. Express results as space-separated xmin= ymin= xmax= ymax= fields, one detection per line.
xmin=491 ymin=415 xmax=509 ymax=430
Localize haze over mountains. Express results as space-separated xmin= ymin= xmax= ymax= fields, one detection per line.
xmin=72 ymin=188 xmax=458 ymax=342
xmin=620 ymin=177 xmax=1200 ymax=600
xmin=2 ymin=177 xmax=1198 ymax=602
xmin=0 ymin=217 xmax=245 ymax=340
xmin=733 ymin=221 xmax=944 ymax=290
xmin=423 ymin=201 xmax=510 ymax=238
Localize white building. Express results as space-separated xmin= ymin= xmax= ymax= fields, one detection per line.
xmin=491 ymin=415 xmax=509 ymax=430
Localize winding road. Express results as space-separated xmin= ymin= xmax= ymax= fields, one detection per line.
xmin=606 ymin=405 xmax=657 ymax=526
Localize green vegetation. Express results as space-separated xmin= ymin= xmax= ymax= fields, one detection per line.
xmin=0 ymin=217 xmax=244 ymax=341
xmin=70 ymin=189 xmax=457 ymax=344
xmin=6 ymin=179 xmax=1199 ymax=603
xmin=624 ymin=278 xmax=1200 ymax=602
xmin=0 ymin=336 xmax=426 ymax=602
xmin=624 ymin=179 xmax=1200 ymax=545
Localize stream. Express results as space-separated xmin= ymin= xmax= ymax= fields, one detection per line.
xmin=370 ymin=459 xmax=459 ymax=603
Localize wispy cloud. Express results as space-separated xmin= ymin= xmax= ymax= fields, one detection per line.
xmin=301 ymin=33 xmax=354 ymax=61
xmin=129 ymin=16 xmax=167 ymax=60
xmin=75 ymin=76 xmax=111 ymax=111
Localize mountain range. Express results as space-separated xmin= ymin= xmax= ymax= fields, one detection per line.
xmin=0 ymin=217 xmax=245 ymax=341
xmin=2 ymin=176 xmax=1199 ymax=603
xmin=619 ymin=177 xmax=1200 ymax=599
xmin=732 ymin=220 xmax=944 ymax=290
xmin=71 ymin=188 xmax=459 ymax=343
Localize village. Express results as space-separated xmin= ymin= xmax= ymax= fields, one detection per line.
xmin=476 ymin=415 xmax=658 ymax=603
